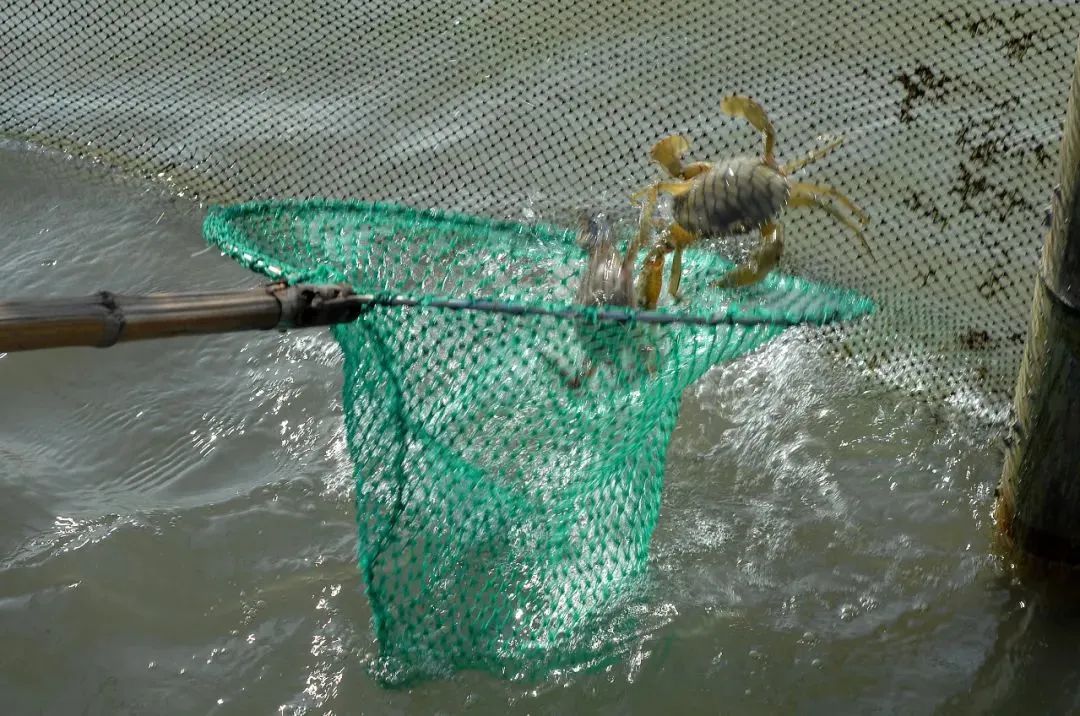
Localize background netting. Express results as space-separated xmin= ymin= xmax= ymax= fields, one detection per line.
xmin=2 ymin=0 xmax=1076 ymax=683
xmin=3 ymin=1 xmax=1076 ymax=421
xmin=202 ymin=199 xmax=872 ymax=681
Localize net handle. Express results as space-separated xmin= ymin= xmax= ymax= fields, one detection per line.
xmin=0 ymin=282 xmax=366 ymax=352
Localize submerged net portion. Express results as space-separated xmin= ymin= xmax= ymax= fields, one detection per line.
xmin=204 ymin=200 xmax=872 ymax=681
xmin=3 ymin=1 xmax=1077 ymax=421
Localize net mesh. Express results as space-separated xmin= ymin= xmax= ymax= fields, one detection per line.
xmin=3 ymin=1 xmax=1076 ymax=421
xmin=2 ymin=0 xmax=1076 ymax=682
xmin=202 ymin=199 xmax=872 ymax=681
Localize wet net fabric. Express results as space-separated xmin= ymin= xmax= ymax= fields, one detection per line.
xmin=203 ymin=199 xmax=872 ymax=681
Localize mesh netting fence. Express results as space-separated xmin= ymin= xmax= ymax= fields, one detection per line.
xmin=4 ymin=0 xmax=1076 ymax=420
xmin=3 ymin=0 xmax=1077 ymax=682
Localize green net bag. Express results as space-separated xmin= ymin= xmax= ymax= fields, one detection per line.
xmin=203 ymin=199 xmax=873 ymax=683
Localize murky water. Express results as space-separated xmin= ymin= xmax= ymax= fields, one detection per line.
xmin=4 ymin=139 xmax=1078 ymax=714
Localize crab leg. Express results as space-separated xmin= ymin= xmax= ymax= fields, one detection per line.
xmin=788 ymin=183 xmax=873 ymax=259
xmin=721 ymin=95 xmax=778 ymax=165
xmin=666 ymin=223 xmax=696 ymax=301
xmin=638 ymin=242 xmax=669 ymax=310
xmin=780 ymin=136 xmax=845 ymax=175
xmin=680 ymin=162 xmax=712 ymax=179
xmin=711 ymin=221 xmax=784 ymax=289
xmin=630 ymin=183 xmax=665 ymax=309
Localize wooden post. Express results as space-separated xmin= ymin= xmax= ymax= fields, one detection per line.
xmin=996 ymin=34 xmax=1080 ymax=564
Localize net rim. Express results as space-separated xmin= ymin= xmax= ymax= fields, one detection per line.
xmin=202 ymin=198 xmax=877 ymax=328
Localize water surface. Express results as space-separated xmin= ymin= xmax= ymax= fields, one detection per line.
xmin=3 ymin=140 xmax=1075 ymax=714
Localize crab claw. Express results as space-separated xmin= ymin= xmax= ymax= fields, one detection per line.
xmin=650 ymin=135 xmax=691 ymax=178
xmin=637 ymin=246 xmax=667 ymax=310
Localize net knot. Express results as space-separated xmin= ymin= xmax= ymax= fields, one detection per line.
xmin=581 ymin=306 xmax=601 ymax=325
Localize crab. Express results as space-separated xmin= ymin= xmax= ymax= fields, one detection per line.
xmin=629 ymin=95 xmax=874 ymax=309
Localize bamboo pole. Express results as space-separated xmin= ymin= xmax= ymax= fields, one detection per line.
xmin=0 ymin=277 xmax=805 ymax=355
xmin=996 ymin=34 xmax=1080 ymax=564
xmin=0 ymin=282 xmax=368 ymax=352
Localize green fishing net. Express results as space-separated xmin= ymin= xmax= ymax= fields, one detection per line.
xmin=203 ymin=199 xmax=873 ymax=683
